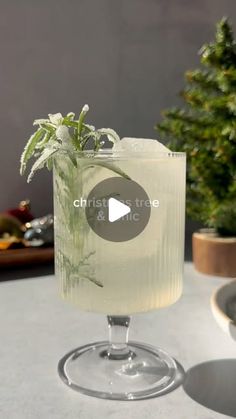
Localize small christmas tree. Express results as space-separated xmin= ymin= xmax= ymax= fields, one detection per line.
xmin=156 ymin=18 xmax=236 ymax=236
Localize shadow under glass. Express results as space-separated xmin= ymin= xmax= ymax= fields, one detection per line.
xmin=183 ymin=359 xmax=236 ymax=418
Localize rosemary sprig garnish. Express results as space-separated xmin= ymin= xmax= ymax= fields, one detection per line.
xmin=20 ymin=104 xmax=128 ymax=182
xmin=20 ymin=104 xmax=130 ymax=289
xmin=58 ymin=250 xmax=103 ymax=289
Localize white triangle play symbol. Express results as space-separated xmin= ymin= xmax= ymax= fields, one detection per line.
xmin=108 ymin=198 xmax=131 ymax=223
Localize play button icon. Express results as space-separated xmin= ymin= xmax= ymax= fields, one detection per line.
xmin=85 ymin=177 xmax=151 ymax=242
xmin=108 ymin=198 xmax=131 ymax=223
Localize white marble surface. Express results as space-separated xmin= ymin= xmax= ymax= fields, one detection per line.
xmin=0 ymin=263 xmax=235 ymax=419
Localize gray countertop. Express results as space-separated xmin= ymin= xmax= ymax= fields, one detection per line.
xmin=0 ymin=263 xmax=235 ymax=419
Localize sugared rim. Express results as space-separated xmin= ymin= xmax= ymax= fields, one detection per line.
xmin=58 ymin=148 xmax=186 ymax=159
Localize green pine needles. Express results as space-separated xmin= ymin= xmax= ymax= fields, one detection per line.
xmin=156 ymin=18 xmax=236 ymax=236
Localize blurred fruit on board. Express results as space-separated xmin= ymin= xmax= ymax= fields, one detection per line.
xmin=0 ymin=236 xmax=22 ymax=250
xmin=0 ymin=214 xmax=24 ymax=238
xmin=0 ymin=203 xmax=54 ymax=249
xmin=6 ymin=200 xmax=34 ymax=224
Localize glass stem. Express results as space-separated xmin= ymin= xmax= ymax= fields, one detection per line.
xmin=106 ymin=315 xmax=134 ymax=360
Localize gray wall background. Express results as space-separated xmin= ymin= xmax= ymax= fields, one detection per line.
xmin=0 ymin=0 xmax=235 ymax=217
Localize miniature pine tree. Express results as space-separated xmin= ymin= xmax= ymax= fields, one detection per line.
xmin=156 ymin=17 xmax=236 ymax=236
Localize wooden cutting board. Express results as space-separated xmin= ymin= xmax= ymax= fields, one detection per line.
xmin=0 ymin=247 xmax=54 ymax=267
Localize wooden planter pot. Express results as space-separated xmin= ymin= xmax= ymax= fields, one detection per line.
xmin=192 ymin=229 xmax=236 ymax=277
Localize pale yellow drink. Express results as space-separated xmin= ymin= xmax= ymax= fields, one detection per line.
xmin=54 ymin=150 xmax=186 ymax=315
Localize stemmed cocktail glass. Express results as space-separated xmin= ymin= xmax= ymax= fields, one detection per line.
xmin=54 ymin=147 xmax=186 ymax=400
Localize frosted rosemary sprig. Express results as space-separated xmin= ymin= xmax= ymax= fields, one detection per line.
xmin=20 ymin=104 xmax=123 ymax=182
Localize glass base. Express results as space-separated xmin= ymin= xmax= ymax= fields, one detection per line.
xmin=58 ymin=341 xmax=181 ymax=400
